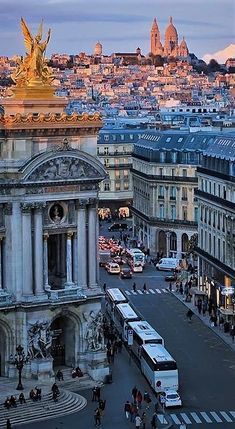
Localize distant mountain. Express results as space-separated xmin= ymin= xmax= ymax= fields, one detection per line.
xmin=203 ymin=44 xmax=235 ymax=64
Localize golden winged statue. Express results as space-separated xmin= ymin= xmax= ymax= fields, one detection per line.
xmin=12 ymin=18 xmax=53 ymax=87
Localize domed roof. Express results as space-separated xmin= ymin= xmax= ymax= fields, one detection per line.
xmin=165 ymin=17 xmax=178 ymax=40
xmin=95 ymin=41 xmax=102 ymax=48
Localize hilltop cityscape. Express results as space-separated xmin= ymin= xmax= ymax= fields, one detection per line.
xmin=0 ymin=5 xmax=234 ymax=429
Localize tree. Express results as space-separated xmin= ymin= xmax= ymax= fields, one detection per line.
xmin=208 ymin=58 xmax=221 ymax=72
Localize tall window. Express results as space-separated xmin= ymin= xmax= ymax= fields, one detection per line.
xmin=160 ymin=152 xmax=166 ymax=163
xmin=104 ymin=182 xmax=110 ymax=191
xmin=182 ymin=187 xmax=187 ymax=200
xmin=104 ymin=159 xmax=109 ymax=167
xmin=115 ymin=170 xmax=120 ymax=179
xmin=170 ymin=186 xmax=176 ymax=199
xmin=115 ymin=182 xmax=121 ymax=191
xmin=194 ymin=207 xmax=199 ymax=222
xmin=104 ymin=146 xmax=109 ymax=155
xmin=182 ymin=206 xmax=188 ymax=221
xmin=171 ymin=205 xmax=176 ymax=220
xmin=159 ymin=204 xmax=165 ymax=219
xmin=182 ymin=169 xmax=187 ymax=177
xmin=158 ymin=186 xmax=164 ymax=198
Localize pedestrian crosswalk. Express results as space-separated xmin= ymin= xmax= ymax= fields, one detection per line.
xmin=162 ymin=410 xmax=235 ymax=425
xmin=125 ymin=288 xmax=169 ymax=296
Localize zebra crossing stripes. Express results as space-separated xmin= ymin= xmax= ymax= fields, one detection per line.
xmin=200 ymin=412 xmax=212 ymax=423
xmin=124 ymin=288 xmax=169 ymax=296
xmin=220 ymin=412 xmax=233 ymax=422
xmin=168 ymin=411 xmax=235 ymax=425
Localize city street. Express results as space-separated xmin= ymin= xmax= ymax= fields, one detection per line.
xmin=17 ymin=224 xmax=235 ymax=429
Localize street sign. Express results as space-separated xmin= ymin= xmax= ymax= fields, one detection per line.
xmin=127 ymin=329 xmax=133 ymax=346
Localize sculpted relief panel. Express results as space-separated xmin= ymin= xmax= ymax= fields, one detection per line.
xmin=26 ymin=157 xmax=100 ymax=182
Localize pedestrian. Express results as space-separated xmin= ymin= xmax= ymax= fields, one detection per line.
xmin=143 ymin=391 xmax=151 ymax=409
xmin=159 ymin=393 xmax=166 ymax=411
xmin=135 ymin=414 xmax=142 ymax=429
xmin=99 ymin=399 xmax=106 ymax=416
xmin=197 ymin=298 xmax=202 ymax=315
xmin=141 ymin=411 xmax=147 ymax=429
xmin=169 ymin=282 xmax=172 ymax=291
xmin=96 ymin=386 xmax=101 ymax=401
xmin=92 ymin=386 xmax=97 ymax=402
xmin=19 ymin=392 xmax=26 ymax=404
xmin=6 ymin=419 xmax=11 ymax=429
xmin=137 ymin=390 xmax=142 ymax=409
xmin=202 ymin=300 xmax=207 ymax=316
xmin=124 ymin=400 xmax=131 ymax=419
xmin=131 ymin=402 xmax=138 ymax=422
xmin=179 ymin=282 xmax=183 ymax=294
xmin=186 ymin=309 xmax=193 ymax=322
xmin=103 ymin=283 xmax=106 ymax=292
xmin=151 ymin=412 xmax=157 ymax=429
xmin=133 ymin=282 xmax=137 ymax=293
xmin=56 ymin=369 xmax=64 ymax=381
xmin=143 ymin=283 xmax=147 ymax=293
xmin=94 ymin=408 xmax=101 ymax=426
xmin=132 ymin=385 xmax=138 ymax=402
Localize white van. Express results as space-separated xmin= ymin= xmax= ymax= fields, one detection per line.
xmin=156 ymin=258 xmax=181 ymax=271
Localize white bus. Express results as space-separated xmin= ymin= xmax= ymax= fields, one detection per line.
xmin=113 ymin=303 xmax=141 ymax=339
xmin=106 ymin=288 xmax=128 ymax=315
xmin=126 ymin=248 xmax=145 ymax=271
xmin=141 ymin=344 xmax=179 ymax=393
xmin=127 ymin=321 xmax=164 ymax=358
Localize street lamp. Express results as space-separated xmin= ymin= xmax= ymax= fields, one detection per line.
xmin=11 ymin=345 xmax=29 ymax=390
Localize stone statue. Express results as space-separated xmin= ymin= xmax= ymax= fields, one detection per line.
xmin=83 ymin=311 xmax=105 ymax=352
xmin=28 ymin=321 xmax=52 ymax=359
xmin=11 ymin=18 xmax=53 ymax=87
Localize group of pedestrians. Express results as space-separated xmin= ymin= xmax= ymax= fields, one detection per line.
xmin=92 ymin=386 xmax=106 ymax=426
xmin=4 ymin=386 xmax=42 ymax=410
xmin=132 ymin=283 xmax=147 ymax=293
xmin=124 ymin=386 xmax=154 ymax=428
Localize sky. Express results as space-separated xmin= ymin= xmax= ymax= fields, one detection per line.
xmin=0 ymin=0 xmax=234 ymax=58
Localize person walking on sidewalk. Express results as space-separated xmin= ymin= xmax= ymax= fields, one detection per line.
xmin=103 ymin=283 xmax=107 ymax=293
xmin=141 ymin=411 xmax=147 ymax=429
xmin=132 ymin=385 xmax=138 ymax=402
xmin=143 ymin=283 xmax=147 ymax=293
xmin=94 ymin=407 xmax=101 ymax=426
xmin=151 ymin=412 xmax=158 ymax=429
xmin=137 ymin=390 xmax=142 ymax=409
xmin=186 ymin=309 xmax=193 ymax=322
xmin=124 ymin=400 xmax=131 ymax=419
xmin=133 ymin=282 xmax=137 ymax=293
xmin=135 ymin=414 xmax=142 ymax=429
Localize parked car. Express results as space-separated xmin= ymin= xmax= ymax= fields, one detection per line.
xmin=106 ymin=262 xmax=121 ymax=274
xmin=164 ymin=390 xmax=182 ymax=408
xmin=108 ymin=223 xmax=128 ymax=231
xmin=120 ymin=267 xmax=132 ymax=279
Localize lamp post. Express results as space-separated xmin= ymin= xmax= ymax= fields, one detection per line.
xmin=11 ymin=345 xmax=28 ymax=390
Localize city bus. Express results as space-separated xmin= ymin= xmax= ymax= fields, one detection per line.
xmin=141 ymin=343 xmax=179 ymax=393
xmin=106 ymin=288 xmax=128 ymax=316
xmin=127 ymin=321 xmax=164 ymax=358
xmin=125 ymin=248 xmax=146 ymax=272
xmin=113 ymin=303 xmax=141 ymax=339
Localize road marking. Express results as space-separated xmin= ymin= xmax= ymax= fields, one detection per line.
xmin=145 ymin=291 xmax=150 ymax=294
xmin=125 ymin=290 xmax=131 ymax=295
xmin=190 ymin=412 xmax=202 ymax=423
xmin=220 ymin=411 xmax=233 ymax=422
xmin=180 ymin=413 xmax=192 ymax=424
xmin=170 ymin=414 xmax=182 ymax=424
xmin=155 ymin=289 xmax=161 ymax=293
xmin=210 ymin=412 xmax=223 ymax=423
xmin=157 ymin=414 xmax=168 ymax=424
xmin=137 ymin=290 xmax=143 ymax=294
xmin=131 ymin=291 xmax=137 ymax=295
xmin=162 ymin=288 xmax=168 ymax=293
xmin=149 ymin=289 xmax=155 ymax=294
xmin=229 ymin=412 xmax=235 ymax=419
xmin=200 ymin=412 xmax=212 ymax=423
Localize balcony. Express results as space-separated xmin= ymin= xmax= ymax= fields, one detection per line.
xmin=158 ymin=195 xmax=164 ymax=200
xmin=195 ymin=189 xmax=235 ymax=211
xmin=131 ymin=169 xmax=198 ymax=183
xmin=170 ymin=196 xmax=176 ymax=200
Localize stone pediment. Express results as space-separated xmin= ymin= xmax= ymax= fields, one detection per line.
xmin=26 ymin=157 xmax=99 ymax=182
xmin=21 ymin=150 xmax=107 ymax=184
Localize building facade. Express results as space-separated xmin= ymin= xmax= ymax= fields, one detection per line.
xmin=0 ymin=21 xmax=109 ymax=382
xmin=131 ymin=131 xmax=214 ymax=256
xmin=196 ymin=135 xmax=235 ymax=320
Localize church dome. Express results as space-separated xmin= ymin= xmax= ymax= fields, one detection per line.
xmin=165 ymin=17 xmax=178 ymax=40
xmin=94 ymin=41 xmax=102 ymax=56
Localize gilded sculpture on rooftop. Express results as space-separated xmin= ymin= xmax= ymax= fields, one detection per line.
xmin=11 ymin=18 xmax=53 ymax=88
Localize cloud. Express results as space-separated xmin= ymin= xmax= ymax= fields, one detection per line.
xmin=203 ymin=43 xmax=235 ymax=63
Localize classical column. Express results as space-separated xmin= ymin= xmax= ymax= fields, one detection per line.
xmin=76 ymin=200 xmax=87 ymax=288
xmin=43 ymin=233 xmax=50 ymax=290
xmin=73 ymin=233 xmax=78 ymax=283
xmin=12 ymin=201 xmax=23 ymax=300
xmin=166 ymin=231 xmax=170 ymax=257
xmin=88 ymin=198 xmax=98 ymax=288
xmin=21 ymin=203 xmax=33 ymax=296
xmin=34 ymin=204 xmax=44 ymax=295
xmin=65 ymin=231 xmax=73 ymax=287
xmin=56 ymin=234 xmax=61 ymax=276
xmin=0 ymin=237 xmax=2 ymax=290
xmin=3 ymin=203 xmax=13 ymax=293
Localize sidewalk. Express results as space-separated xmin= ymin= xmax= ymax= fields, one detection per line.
xmin=171 ymin=289 xmax=235 ymax=352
